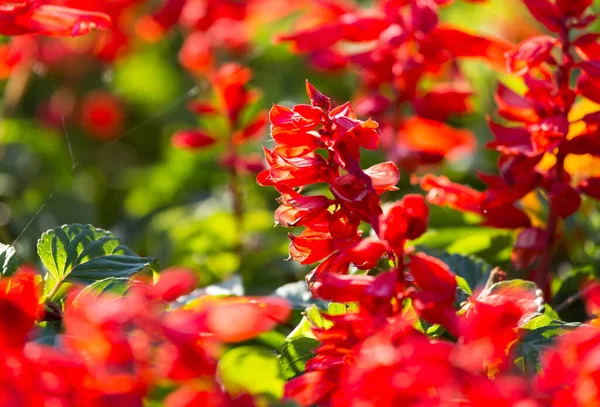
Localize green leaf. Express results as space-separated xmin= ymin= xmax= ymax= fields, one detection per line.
xmin=552 ymin=266 xmax=596 ymax=306
xmin=69 ymin=255 xmax=158 ymax=283
xmin=514 ymin=319 xmax=582 ymax=374
xmin=218 ymin=346 xmax=285 ymax=399
xmin=328 ymin=302 xmax=359 ymax=315
xmin=414 ymin=227 xmax=515 ymax=265
xmin=37 ymin=224 xmax=156 ymax=298
xmin=306 ymin=305 xmax=333 ymax=329
xmin=279 ymin=337 xmax=320 ymax=380
xmin=73 ymin=277 xmax=131 ymax=302
xmin=0 ymin=243 xmax=19 ymax=276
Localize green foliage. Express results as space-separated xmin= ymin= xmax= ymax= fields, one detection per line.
xmin=514 ymin=317 xmax=583 ymax=375
xmin=279 ymin=337 xmax=320 ymax=380
xmin=73 ymin=277 xmax=131 ymax=302
xmin=37 ymin=224 xmax=156 ymax=298
xmin=414 ymin=227 xmax=515 ymax=266
xmin=218 ymin=346 xmax=285 ymax=399
xmin=0 ymin=243 xmax=19 ymax=276
xmin=552 ymin=266 xmax=597 ymax=321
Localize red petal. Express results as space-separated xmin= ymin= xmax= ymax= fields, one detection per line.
xmin=420 ymin=174 xmax=483 ymax=214
xmin=289 ymin=230 xmax=335 ymax=265
xmin=340 ymin=238 xmax=387 ymax=270
xmin=577 ymin=74 xmax=600 ymax=104
xmin=152 ymin=268 xmax=197 ymax=302
xmin=311 ymin=273 xmax=374 ymax=302
xmin=434 ymin=25 xmax=514 ymax=70
xmin=579 ymin=177 xmax=600 ymax=200
xmin=522 ymin=0 xmax=561 ymax=32
xmin=172 ymin=130 xmax=217 ymax=149
xmin=579 ymin=60 xmax=600 ymax=79
xmin=364 ymin=162 xmax=400 ymax=194
xmin=507 ymin=36 xmax=558 ymax=75
xmin=306 ymin=81 xmax=331 ymax=110
xmin=399 ymin=117 xmax=476 ymax=159
xmin=15 ymin=5 xmax=111 ymax=37
xmin=205 ymin=297 xmax=291 ymax=343
xmin=409 ymin=253 xmax=457 ymax=300
xmin=550 ymin=182 xmax=581 ymax=218
xmin=495 ymin=82 xmax=540 ymax=123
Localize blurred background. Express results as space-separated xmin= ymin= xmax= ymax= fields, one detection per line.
xmin=2 ymin=0 xmax=600 ymax=295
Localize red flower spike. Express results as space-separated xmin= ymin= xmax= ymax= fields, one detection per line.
xmin=172 ymin=130 xmax=217 ymax=150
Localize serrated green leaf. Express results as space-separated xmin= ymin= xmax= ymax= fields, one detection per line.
xmin=279 ymin=337 xmax=320 ymax=380
xmin=0 ymin=243 xmax=19 ymax=276
xmin=514 ymin=319 xmax=582 ymax=374
xmin=218 ymin=346 xmax=284 ymax=399
xmin=69 ymin=255 xmax=158 ymax=283
xmin=73 ymin=277 xmax=131 ymax=302
xmin=37 ymin=224 xmax=156 ymax=299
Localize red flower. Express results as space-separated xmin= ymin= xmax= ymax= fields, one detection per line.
xmin=0 ymin=1 xmax=111 ymax=36
xmin=0 ymin=271 xmax=42 ymax=349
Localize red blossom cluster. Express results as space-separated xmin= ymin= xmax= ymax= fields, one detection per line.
xmin=278 ymin=0 xmax=513 ymax=171
xmin=0 ymin=267 xmax=290 ymax=406
xmin=420 ymin=0 xmax=600 ymax=296
xmin=259 ymin=82 xmax=600 ymax=407
xmin=172 ymin=63 xmax=266 ymax=175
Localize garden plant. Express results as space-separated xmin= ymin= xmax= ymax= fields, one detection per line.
xmin=0 ymin=0 xmax=600 ymax=406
